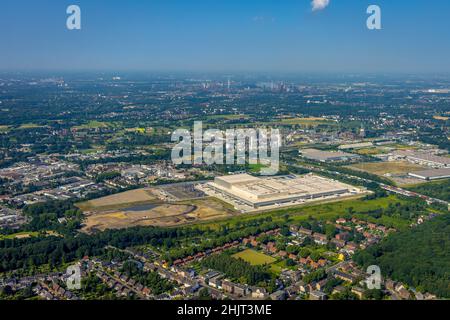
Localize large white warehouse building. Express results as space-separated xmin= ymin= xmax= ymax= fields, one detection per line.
xmin=200 ymin=173 xmax=363 ymax=210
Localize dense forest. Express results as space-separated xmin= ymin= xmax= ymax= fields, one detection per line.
xmin=0 ymin=227 xmax=199 ymax=272
xmin=353 ymin=214 xmax=450 ymax=298
xmin=407 ymin=179 xmax=450 ymax=202
xmin=201 ymin=253 xmax=271 ymax=286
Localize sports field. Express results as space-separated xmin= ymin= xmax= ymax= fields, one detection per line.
xmin=233 ymin=249 xmax=276 ymax=266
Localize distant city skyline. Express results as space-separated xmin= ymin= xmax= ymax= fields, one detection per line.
xmin=2 ymin=0 xmax=450 ymax=73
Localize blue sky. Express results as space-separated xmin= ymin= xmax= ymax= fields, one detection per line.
xmin=1 ymin=0 xmax=450 ymax=73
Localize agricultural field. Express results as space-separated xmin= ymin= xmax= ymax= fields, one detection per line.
xmin=232 ymin=249 xmax=276 ymax=266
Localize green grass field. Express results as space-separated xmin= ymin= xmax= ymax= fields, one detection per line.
xmin=232 ymin=249 xmax=276 ymax=266
xmin=18 ymin=123 xmax=46 ymax=129
xmin=73 ymin=120 xmax=112 ymax=130
xmin=198 ymin=195 xmax=405 ymax=231
xmin=0 ymin=231 xmax=39 ymax=240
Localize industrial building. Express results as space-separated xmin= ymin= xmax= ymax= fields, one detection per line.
xmin=300 ymin=149 xmax=360 ymax=163
xmin=199 ymin=173 xmax=363 ymax=211
xmin=408 ymin=168 xmax=450 ymax=181
xmin=391 ymin=150 xmax=450 ymax=168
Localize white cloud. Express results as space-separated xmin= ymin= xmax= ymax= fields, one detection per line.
xmin=311 ymin=0 xmax=330 ymax=12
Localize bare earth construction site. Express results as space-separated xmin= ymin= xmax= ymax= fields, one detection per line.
xmin=78 ymin=184 xmax=236 ymax=233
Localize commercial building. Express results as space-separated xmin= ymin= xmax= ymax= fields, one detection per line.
xmin=408 ymin=168 xmax=450 ymax=181
xmin=300 ymin=149 xmax=360 ymax=163
xmin=200 ymin=173 xmax=363 ymax=211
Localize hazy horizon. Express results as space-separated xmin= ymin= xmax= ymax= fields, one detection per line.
xmin=2 ymin=0 xmax=450 ymax=73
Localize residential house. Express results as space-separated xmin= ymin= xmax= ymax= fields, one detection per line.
xmin=395 ymin=284 xmax=411 ymax=300
xmin=332 ymin=286 xmax=346 ymax=296
xmin=251 ymin=287 xmax=269 ymax=299
xmin=270 ymin=290 xmax=286 ymax=301
xmin=331 ymin=238 xmax=346 ymax=249
xmin=316 ymin=279 xmax=329 ymax=291
xmin=385 ymin=279 xmax=396 ymax=292
xmin=297 ymin=281 xmax=308 ymax=294
xmin=221 ymin=280 xmax=234 ymax=294
xmin=288 ymin=253 xmax=297 ymax=260
xmin=313 ymin=233 xmax=328 ymax=245
xmin=335 ymin=232 xmax=350 ymax=241
xmin=142 ymin=287 xmax=151 ymax=296
xmin=367 ymin=223 xmax=377 ymax=230
xmin=351 ymin=287 xmax=365 ymax=299
xmin=333 ymin=271 xmax=356 ymax=283
xmin=317 ymin=259 xmax=327 ymax=267
xmin=234 ymin=284 xmax=248 ymax=297
xmin=298 ymin=227 xmax=313 ymax=236
xmin=309 ymin=290 xmax=327 ymax=300
xmin=208 ymin=275 xmax=223 ymax=289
